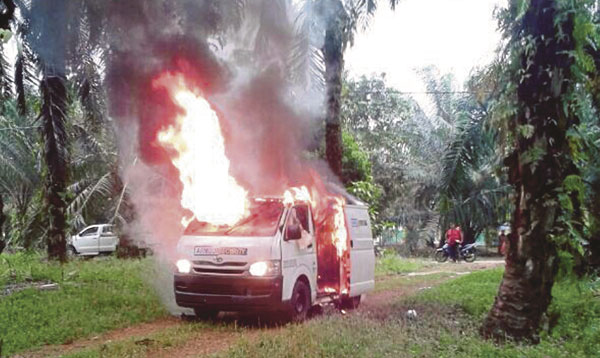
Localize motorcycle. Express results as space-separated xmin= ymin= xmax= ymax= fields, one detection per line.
xmin=435 ymin=243 xmax=477 ymax=263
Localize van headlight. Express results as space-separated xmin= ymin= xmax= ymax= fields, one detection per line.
xmin=176 ymin=259 xmax=192 ymax=274
xmin=249 ymin=260 xmax=280 ymax=277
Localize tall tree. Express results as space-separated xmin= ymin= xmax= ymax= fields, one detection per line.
xmin=0 ymin=194 xmax=5 ymax=254
xmin=481 ymin=0 xmax=595 ymax=342
xmin=39 ymin=70 xmax=68 ymax=261
xmin=322 ymin=0 xmax=345 ymax=178
xmin=318 ymin=0 xmax=398 ymax=179
xmin=27 ymin=0 xmax=70 ymax=261
xmin=0 ymin=0 xmax=14 ymax=253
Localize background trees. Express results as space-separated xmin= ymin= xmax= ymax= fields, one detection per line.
xmin=312 ymin=0 xmax=399 ymax=179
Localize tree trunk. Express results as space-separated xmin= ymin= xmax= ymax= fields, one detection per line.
xmin=0 ymin=193 xmax=6 ymax=254
xmin=41 ymin=70 xmax=68 ymax=262
xmin=588 ymin=176 xmax=600 ymax=269
xmin=15 ymin=53 xmax=26 ymax=116
xmin=322 ymin=3 xmax=344 ymax=180
xmin=481 ymin=176 xmax=559 ymax=342
xmin=0 ymin=0 xmax=14 ymax=100
xmin=481 ymin=0 xmax=580 ymax=342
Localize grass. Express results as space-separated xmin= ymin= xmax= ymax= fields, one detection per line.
xmin=375 ymin=254 xmax=432 ymax=276
xmin=374 ymin=271 xmax=453 ymax=293
xmin=220 ymin=268 xmax=600 ymax=358
xmin=3 ymin=253 xmax=598 ymax=358
xmin=0 ymin=252 xmax=168 ymax=356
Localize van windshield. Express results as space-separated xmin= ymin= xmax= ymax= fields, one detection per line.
xmin=184 ymin=200 xmax=284 ymax=237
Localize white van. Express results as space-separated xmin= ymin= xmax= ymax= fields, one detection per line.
xmin=173 ymin=196 xmax=375 ymax=321
xmin=68 ymin=224 xmax=118 ymax=256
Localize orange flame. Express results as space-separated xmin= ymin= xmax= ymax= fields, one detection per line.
xmin=282 ymin=186 xmax=311 ymax=206
xmin=155 ymin=73 xmax=249 ymax=226
xmin=330 ymin=197 xmax=348 ymax=257
xmin=155 ymin=71 xmax=352 ymax=295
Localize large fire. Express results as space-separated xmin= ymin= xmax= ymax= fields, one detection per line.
xmin=155 ymin=73 xmax=249 ymax=226
xmin=156 ymin=71 xmax=350 ymax=295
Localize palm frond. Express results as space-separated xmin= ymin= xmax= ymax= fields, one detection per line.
xmin=67 ymin=172 xmax=112 ymax=224
xmin=289 ymin=0 xmax=326 ymax=91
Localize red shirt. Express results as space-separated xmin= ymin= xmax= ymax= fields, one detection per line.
xmin=446 ymin=228 xmax=462 ymax=245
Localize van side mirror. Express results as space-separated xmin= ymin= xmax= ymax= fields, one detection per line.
xmin=286 ymin=223 xmax=302 ymax=241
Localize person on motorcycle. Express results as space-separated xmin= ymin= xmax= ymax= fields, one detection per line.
xmin=445 ymin=223 xmax=463 ymax=262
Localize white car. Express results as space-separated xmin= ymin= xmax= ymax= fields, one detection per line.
xmin=68 ymin=224 xmax=119 ymax=256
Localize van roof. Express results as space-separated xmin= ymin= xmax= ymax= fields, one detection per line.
xmin=252 ymin=183 xmax=367 ymax=207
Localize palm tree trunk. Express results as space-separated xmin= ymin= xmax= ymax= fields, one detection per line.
xmin=481 ymin=170 xmax=559 ymax=342
xmin=0 ymin=0 xmax=14 ymax=100
xmin=15 ymin=53 xmax=26 ymax=116
xmin=322 ymin=3 xmax=344 ymax=179
xmin=589 ymin=177 xmax=600 ymax=268
xmin=481 ymin=0 xmax=580 ymax=342
xmin=0 ymin=193 xmax=6 ymax=254
xmin=40 ymin=69 xmax=68 ymax=262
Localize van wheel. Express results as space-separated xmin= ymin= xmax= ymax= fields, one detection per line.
xmin=341 ymin=295 xmax=361 ymax=310
xmin=194 ymin=308 xmax=219 ymax=321
xmin=289 ymin=280 xmax=310 ymax=322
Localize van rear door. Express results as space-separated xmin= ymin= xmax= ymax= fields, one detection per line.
xmin=345 ymin=205 xmax=375 ymax=296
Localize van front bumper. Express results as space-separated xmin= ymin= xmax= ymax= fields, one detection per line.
xmin=174 ymin=274 xmax=284 ymax=311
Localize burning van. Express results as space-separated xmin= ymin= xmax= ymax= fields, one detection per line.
xmin=151 ymin=71 xmax=375 ymax=321
xmin=173 ymin=191 xmax=375 ymax=321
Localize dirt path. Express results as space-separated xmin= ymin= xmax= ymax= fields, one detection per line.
xmin=15 ymin=259 xmax=504 ymax=358
xmin=14 ymin=317 xmax=182 ymax=358
xmin=363 ymin=259 xmax=504 ymax=318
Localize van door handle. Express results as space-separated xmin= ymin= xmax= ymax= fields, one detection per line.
xmin=350 ymin=240 xmax=354 ymax=248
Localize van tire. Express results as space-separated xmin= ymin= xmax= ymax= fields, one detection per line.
xmin=194 ymin=308 xmax=219 ymax=321
xmin=289 ymin=280 xmax=310 ymax=322
xmin=341 ymin=295 xmax=361 ymax=310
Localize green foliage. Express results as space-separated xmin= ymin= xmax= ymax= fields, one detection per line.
xmin=0 ymin=100 xmax=45 ymax=248
xmin=341 ymin=72 xmax=451 ymax=245
xmin=341 ymin=129 xmax=385 ymax=234
xmin=0 ymin=253 xmax=167 ymax=355
xmin=434 ymin=64 xmax=511 ymax=244
xmin=341 ymin=130 xmax=372 ymax=185
xmin=491 ymin=0 xmax=600 ymax=278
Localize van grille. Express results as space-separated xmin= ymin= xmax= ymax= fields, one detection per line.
xmin=193 ymin=268 xmax=246 ymax=275
xmin=193 ymin=261 xmax=246 ymax=267
xmin=191 ymin=261 xmax=248 ymax=276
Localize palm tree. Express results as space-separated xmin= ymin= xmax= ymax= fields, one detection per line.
xmin=0 ymin=0 xmax=15 ymax=252
xmin=481 ymin=0 xmax=593 ymax=342
xmin=300 ymin=0 xmax=399 ymax=179
xmin=0 ymin=101 xmax=44 ymax=250
xmin=15 ymin=0 xmax=109 ymax=260
xmin=436 ymin=79 xmax=511 ymax=244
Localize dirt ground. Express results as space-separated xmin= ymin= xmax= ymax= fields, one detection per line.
xmin=15 ymin=258 xmax=505 ymax=358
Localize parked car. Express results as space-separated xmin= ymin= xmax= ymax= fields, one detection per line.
xmin=68 ymin=224 xmax=118 ymax=256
